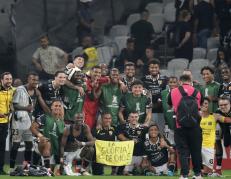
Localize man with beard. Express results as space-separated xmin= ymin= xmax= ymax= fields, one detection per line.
xmin=0 ymin=72 xmax=15 ymax=174
xmin=60 ymin=113 xmax=95 ymax=176
xmin=218 ymin=67 xmax=231 ymax=98
xmin=63 ymin=68 xmax=86 ymax=123
xmin=31 ymin=99 xmax=65 ymax=175
xmin=10 ymin=72 xmax=50 ymax=171
xmin=94 ymin=68 xmax=122 ymax=126
xmin=141 ymin=59 xmax=168 ymax=134
xmin=121 ymin=62 xmax=137 ymax=93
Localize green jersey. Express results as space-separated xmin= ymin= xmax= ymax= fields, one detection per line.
xmin=63 ymin=85 xmax=85 ymax=122
xmin=161 ymin=89 xmax=175 ymax=130
xmin=38 ymin=115 xmax=65 ymax=155
xmin=120 ymin=93 xmax=152 ymax=123
xmin=200 ymin=81 xmax=220 ymax=113
xmin=100 ymin=84 xmax=122 ymax=126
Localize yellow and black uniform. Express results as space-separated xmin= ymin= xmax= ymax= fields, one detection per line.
xmin=200 ymin=114 xmax=217 ymax=148
xmin=92 ymin=126 xmax=117 ymax=175
xmin=0 ymin=85 xmax=15 ymax=172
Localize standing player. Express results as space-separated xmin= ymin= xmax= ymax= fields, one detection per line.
xmin=94 ymin=68 xmax=122 ymax=126
xmin=10 ymin=72 xmax=50 ymax=171
xmin=121 ymin=62 xmax=137 ymax=92
xmin=119 ymin=80 xmax=152 ymax=125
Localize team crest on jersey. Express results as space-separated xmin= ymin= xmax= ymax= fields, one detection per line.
xmin=136 ymin=103 xmax=140 ymax=111
xmin=137 ymin=131 xmax=141 ymax=135
xmin=109 ymin=131 xmax=113 ymax=136
xmin=112 ymin=95 xmax=118 ymax=104
xmin=158 ymin=80 xmax=162 ymax=85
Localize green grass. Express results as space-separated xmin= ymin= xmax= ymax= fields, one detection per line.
xmin=1 ymin=166 xmax=231 ymax=178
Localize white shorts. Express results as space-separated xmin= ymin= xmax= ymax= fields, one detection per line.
xmin=64 ymin=148 xmax=83 ymax=165
xmin=202 ymin=147 xmax=215 ymax=169
xmin=124 ymin=156 xmax=142 ymax=172
xmin=11 ymin=128 xmax=33 ymax=142
xmin=154 ymin=163 xmax=168 ymax=174
xmin=164 ymin=125 xmax=175 ymax=145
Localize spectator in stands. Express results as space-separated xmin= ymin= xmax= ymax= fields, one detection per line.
xmin=60 ymin=112 xmax=95 ymax=176
xmin=119 ymin=80 xmax=152 ymax=125
xmin=0 ymin=72 xmax=15 ymax=175
xmin=141 ymin=124 xmax=176 ymax=176
xmin=117 ymin=111 xmax=147 ymax=175
xmin=200 ymin=66 xmax=220 ymax=113
xmin=175 ymin=10 xmax=193 ymax=62
xmin=121 ymin=62 xmax=137 ymax=92
xmin=213 ymin=47 xmax=229 ymax=83
xmin=193 ymin=0 xmax=215 ymax=48
xmin=32 ymin=35 xmax=68 ymax=80
xmin=214 ymin=0 xmax=231 ymax=46
xmin=142 ymin=60 xmax=168 ymax=134
xmin=118 ymin=38 xmax=138 ymax=72
xmin=141 ymin=46 xmax=159 ymax=76
xmin=81 ymin=35 xmax=98 ymax=72
xmin=77 ymin=0 xmax=94 ymax=41
xmin=130 ymin=9 xmax=154 ymax=58
xmin=31 ymin=99 xmax=65 ymax=175
xmin=175 ymin=0 xmax=194 ymax=20
xmin=94 ymin=68 xmax=122 ymax=126
xmin=92 ymin=113 xmax=117 ymax=175
xmin=168 ymin=74 xmax=203 ymax=179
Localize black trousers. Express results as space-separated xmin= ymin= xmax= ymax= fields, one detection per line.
xmin=174 ymin=126 xmax=202 ymax=177
xmin=0 ymin=123 xmax=8 ymax=171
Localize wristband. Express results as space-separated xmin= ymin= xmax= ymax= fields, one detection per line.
xmin=81 ymin=142 xmax=86 ymax=146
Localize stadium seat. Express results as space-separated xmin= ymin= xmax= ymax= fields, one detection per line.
xmin=207 ymin=37 xmax=220 ymax=50
xmin=71 ymin=46 xmax=83 ymax=58
xmin=114 ymin=36 xmax=129 ymax=54
xmin=109 ymin=25 xmax=129 ymax=39
xmin=160 ymin=69 xmax=171 ymax=77
xmin=145 ymin=2 xmax=164 ymax=14
xmin=163 ymin=2 xmax=176 ymax=23
xmin=149 ymin=13 xmax=165 ymax=34
xmin=126 ymin=13 xmax=140 ymax=28
xmin=193 ymin=47 xmax=207 ymax=59
xmin=206 ymin=48 xmax=218 ymax=63
xmin=167 ymin=58 xmax=189 ymax=77
xmin=97 ymin=46 xmax=114 ymax=64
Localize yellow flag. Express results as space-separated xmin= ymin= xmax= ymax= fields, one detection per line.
xmin=95 ymin=140 xmax=134 ymax=166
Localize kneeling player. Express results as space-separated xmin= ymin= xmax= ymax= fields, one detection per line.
xmin=141 ymin=124 xmax=175 ymax=176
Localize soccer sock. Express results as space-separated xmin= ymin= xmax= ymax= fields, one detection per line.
xmin=10 ymin=143 xmax=20 ymax=168
xmin=168 ymin=164 xmax=175 ymax=172
xmin=43 ymin=156 xmax=50 ymax=169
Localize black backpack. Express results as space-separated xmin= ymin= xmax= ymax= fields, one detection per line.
xmin=177 ymin=86 xmax=201 ymax=128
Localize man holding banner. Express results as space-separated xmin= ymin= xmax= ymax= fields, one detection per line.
xmin=117 ymin=111 xmax=147 ymax=175
xmin=92 ymin=113 xmax=117 ymax=175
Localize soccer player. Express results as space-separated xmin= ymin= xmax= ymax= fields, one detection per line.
xmin=200 ymin=66 xmax=220 ymax=113
xmin=94 ymin=68 xmax=122 ymax=126
xmin=121 ymin=62 xmax=137 ymax=92
xmin=63 ymin=68 xmax=86 ymax=123
xmin=91 ymin=113 xmax=117 ymax=175
xmin=141 ymin=124 xmax=175 ymax=176
xmin=10 ymin=72 xmax=49 ymax=171
xmin=31 ymin=99 xmax=65 ymax=175
xmin=60 ymin=113 xmax=95 ymax=176
xmin=117 ymin=111 xmax=147 ymax=175
xmin=119 ymin=80 xmax=152 ymax=125
xmin=200 ymin=98 xmax=219 ymax=176
xmin=141 ymin=59 xmax=168 ymax=134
